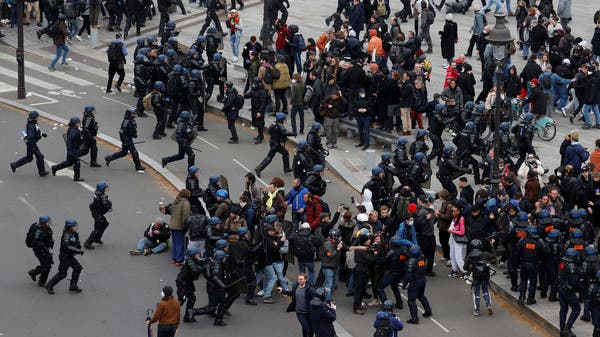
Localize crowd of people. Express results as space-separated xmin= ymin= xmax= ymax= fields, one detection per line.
xmin=10 ymin=0 xmax=600 ymax=335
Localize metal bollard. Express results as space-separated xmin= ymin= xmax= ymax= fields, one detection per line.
xmin=90 ymin=27 xmax=99 ymax=46
xmin=365 ymin=149 xmax=376 ymax=171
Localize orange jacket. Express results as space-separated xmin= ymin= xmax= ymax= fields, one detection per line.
xmin=367 ymin=31 xmax=385 ymax=57
xmin=316 ymin=32 xmax=329 ymax=53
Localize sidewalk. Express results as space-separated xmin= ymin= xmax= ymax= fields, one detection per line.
xmin=0 ymin=1 xmax=596 ymax=335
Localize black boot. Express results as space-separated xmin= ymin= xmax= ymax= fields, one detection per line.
xmin=69 ymin=270 xmax=82 ymax=292
xmin=245 ymin=295 xmax=257 ymax=305
xmin=28 ymin=269 xmax=37 ymax=282
xmin=183 ymin=309 xmax=196 ymax=322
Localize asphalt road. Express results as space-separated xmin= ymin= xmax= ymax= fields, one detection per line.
xmin=0 ymin=61 xmax=549 ymax=336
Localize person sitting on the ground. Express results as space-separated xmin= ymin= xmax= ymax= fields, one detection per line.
xmin=129 ymin=218 xmax=171 ymax=255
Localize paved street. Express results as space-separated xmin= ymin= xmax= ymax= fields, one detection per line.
xmin=0 ymin=0 xmax=598 ymax=336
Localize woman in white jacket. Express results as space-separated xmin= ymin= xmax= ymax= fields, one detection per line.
xmin=517 ymin=154 xmax=546 ymax=180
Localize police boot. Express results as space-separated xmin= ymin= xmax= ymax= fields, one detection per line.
xmin=561 ymin=327 xmax=576 ymax=337
xmin=84 ymin=241 xmax=95 ymax=249
xmin=132 ymin=153 xmax=145 ymax=171
xmin=214 ymin=318 xmax=227 ymax=326
xmin=245 ymin=295 xmax=257 ymax=306
xmin=183 ymin=309 xmax=196 ymax=322
xmin=593 ymin=327 xmax=600 ymax=337
xmin=69 ymin=272 xmax=82 ymax=293
xmin=28 ymin=269 xmax=37 ymax=282
xmin=45 ymin=278 xmax=57 ymax=295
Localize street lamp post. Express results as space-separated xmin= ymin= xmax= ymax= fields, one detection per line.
xmin=485 ymin=13 xmax=513 ymax=193
xmin=16 ymin=0 xmax=25 ymax=99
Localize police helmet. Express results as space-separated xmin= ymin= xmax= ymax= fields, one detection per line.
xmin=409 ymin=245 xmax=421 ymax=257
xmin=469 ymin=239 xmax=483 ymax=251
xmin=126 ymin=108 xmax=137 ymax=117
xmin=216 ymin=189 xmax=228 ymax=199
xmin=64 ymin=218 xmax=77 ymax=229
xmin=96 ymin=181 xmax=108 ymax=192
xmin=154 ymin=81 xmax=165 ymax=90
xmin=547 ymin=229 xmax=561 ymax=242
xmin=372 ymin=166 xmax=383 ymax=176
xmin=157 ymin=54 xmax=166 ymax=62
xmin=328 ymin=228 xmax=341 ymax=240
xmin=213 ymin=53 xmax=222 ymax=61
xmin=207 ymin=27 xmax=217 ymax=34
xmin=571 ymin=228 xmax=583 ymax=239
xmin=237 ymin=227 xmax=249 ymax=236
xmin=209 ymin=175 xmax=220 ymax=183
xmin=28 ymin=110 xmax=39 ymax=120
xmin=179 ymin=110 xmax=191 ymax=119
xmin=383 ymin=300 xmax=394 ymax=311
xmin=443 ymin=145 xmax=455 ymax=156
xmin=188 ymin=166 xmax=199 ymax=175
xmin=188 ymin=49 xmax=198 ymax=57
xmin=435 ymin=103 xmax=445 ymax=111
xmin=276 ymin=112 xmax=286 ymax=121
xmin=526 ymin=225 xmax=538 ymax=237
xmin=265 ymin=214 xmax=278 ymax=224
xmin=465 ymin=121 xmax=475 ymax=131
xmin=464 ymin=101 xmax=475 ymax=110
xmin=499 ymin=122 xmax=510 ymax=131
xmin=416 ymin=129 xmax=428 ymax=138
xmin=39 ymin=215 xmax=51 ymax=224
xmin=475 ymin=103 xmax=485 ymax=113
xmin=298 ymin=140 xmax=308 ymax=149
xmin=146 ymin=36 xmax=157 ymax=44
xmin=563 ymin=248 xmax=578 ymax=261
xmin=172 ymin=64 xmax=182 ymax=73
xmin=568 ymin=208 xmax=584 ymax=225
xmin=84 ymin=105 xmax=95 ymax=114
xmin=69 ymin=116 xmax=81 ymax=125
xmin=208 ymin=217 xmax=221 ymax=226
xmin=135 ymin=54 xmax=145 ymax=62
xmin=166 ymin=49 xmax=176 ymax=57
xmin=187 ymin=246 xmax=200 ymax=256
xmin=166 ymin=20 xmax=176 ymax=29
xmin=136 ymin=37 xmax=145 ymax=46
xmin=381 ymin=152 xmax=392 ymax=161
xmin=414 ymin=152 xmax=425 ymax=161
xmin=313 ymin=164 xmax=324 ymax=172
xmin=524 ymin=113 xmax=534 ymax=121
xmin=215 ymin=239 xmax=229 ymax=250
xmin=584 ymin=245 xmax=598 ymax=258
xmin=196 ymin=35 xmax=207 ymax=43
xmin=397 ymin=137 xmax=408 ymax=147
xmin=214 ymin=250 xmax=227 ymax=261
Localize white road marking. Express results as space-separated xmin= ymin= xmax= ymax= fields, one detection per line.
xmin=232 ymin=158 xmax=267 ymax=186
xmin=0 ymin=66 xmax=62 ymax=90
xmin=333 ymin=322 xmax=354 ymax=337
xmin=0 ymin=54 xmax=95 ymax=86
xmin=401 ymin=294 xmax=450 ymax=333
xmin=197 ymin=136 xmax=219 ymax=150
xmin=18 ymin=196 xmax=39 ymax=214
xmin=102 ymin=96 xmax=134 ymax=108
xmin=28 ymin=92 xmax=59 ymax=106
xmin=45 ymin=160 xmax=95 ymax=192
xmin=0 ymin=80 xmax=16 ymax=93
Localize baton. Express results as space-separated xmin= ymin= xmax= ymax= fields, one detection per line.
xmin=67 ymin=152 xmax=90 ymax=166
xmin=133 ymin=140 xmax=146 ymax=145
xmin=226 ymin=276 xmax=247 ymax=288
xmin=191 ymin=146 xmax=203 ymax=152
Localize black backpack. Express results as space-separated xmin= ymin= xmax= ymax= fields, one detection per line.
xmin=47 ymin=22 xmax=59 ymax=39
xmin=292 ymin=235 xmax=315 ymax=259
xmin=541 ymin=74 xmax=552 ymax=90
xmin=25 ymin=223 xmax=37 ymax=248
xmin=107 ymin=41 xmax=124 ymax=63
xmin=473 ymin=260 xmax=491 ymax=280
xmin=63 ymin=1 xmax=78 ymax=19
xmin=234 ymin=94 xmax=245 ymax=110
xmin=373 ymin=315 xmax=391 ymax=337
xmin=263 ymin=66 xmax=274 ymax=84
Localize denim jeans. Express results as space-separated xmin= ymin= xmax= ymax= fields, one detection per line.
xmin=230 ymin=30 xmax=242 ymax=57
xmin=170 ymin=229 xmax=185 ymax=263
xmin=294 ymin=52 xmax=302 ymax=74
xmin=505 ymin=0 xmax=512 ymax=13
xmin=273 ymin=261 xmax=288 ymax=289
xmin=522 ymin=43 xmax=530 ymax=58
xmin=554 ymin=84 xmax=568 ymax=111
xmin=582 ymin=104 xmax=600 ymax=126
xmin=298 ymin=261 xmax=315 ymax=285
xmin=481 ymin=0 xmax=504 ymax=13
xmin=137 ymin=238 xmax=168 ymax=254
xmin=50 ymin=44 xmax=69 ymax=68
xmin=257 ymin=264 xmax=277 ymax=298
xmin=291 ymin=211 xmax=306 ymax=231
xmin=291 ymin=104 xmax=305 ymax=134
xmin=68 ymin=18 xmax=79 ymax=39
xmin=296 ymin=312 xmax=312 ymax=337
xmin=322 ymin=267 xmax=338 ymax=301
xmin=356 ymin=116 xmax=371 ymax=146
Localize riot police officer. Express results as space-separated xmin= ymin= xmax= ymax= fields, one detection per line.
xmin=437 ymin=145 xmax=469 ymax=197
xmin=229 ymin=227 xmax=257 ymax=305
xmin=409 ymin=130 xmax=429 ymax=159
xmin=205 ymin=53 xmax=226 ymax=101
xmin=497 ymin=121 xmax=516 ymax=169
xmin=393 ymin=138 xmax=411 ymax=186
xmin=306 ymin=122 xmax=325 ymax=166
xmin=161 ymin=111 xmax=196 ymax=168
xmin=377 ymin=236 xmax=408 ymax=310
xmin=304 ymin=164 xmax=327 ymax=197
xmin=540 ymin=229 xmax=562 ymax=301
xmin=166 ymin=64 xmax=186 ymax=127
xmin=45 ymin=219 xmax=84 ymax=294
xmin=362 ymin=167 xmax=391 ymax=210
xmin=454 ymin=121 xmax=482 ymax=184
xmin=199 ymin=0 xmax=226 ymax=36
xmin=516 ymin=225 xmax=545 ymax=305
xmin=463 ymin=239 xmax=494 ymax=316
xmin=402 ymin=245 xmax=433 ymax=324
xmin=559 ymin=248 xmax=582 ymax=337
xmin=133 ymin=54 xmax=150 ymax=117
xmin=580 ymin=245 xmax=598 ymax=322
xmin=80 ymin=105 xmax=101 ymax=167
xmin=292 ymin=141 xmax=313 ymax=183
xmin=105 ymin=108 xmax=145 ymax=172
xmin=151 ymin=81 xmax=167 ymax=139
xmin=84 ymin=181 xmax=113 ymax=249
xmin=509 ymin=212 xmax=529 ymax=291
xmin=11 ymin=110 xmax=49 ymax=176
xmin=210 ymin=250 xmax=230 ymax=326
xmin=245 ymin=76 xmax=269 ymax=144
xmin=52 ymin=117 xmax=84 ymax=182
xmin=205 ymin=176 xmax=223 ymax=216
xmin=176 ymin=247 xmax=205 ymax=323
xmin=513 ymin=113 xmax=536 ymax=170
xmin=254 ymin=112 xmax=295 ymax=178
xmin=26 ymin=215 xmax=54 ymax=287
xmin=222 ymin=81 xmax=240 ymax=144
xmin=188 ymin=69 xmax=207 ymax=131
xmin=407 ymin=152 xmax=429 ymax=198
xmin=378 ymin=153 xmax=398 ymax=195
xmin=588 ymin=271 xmax=600 ymax=337
xmin=427 ymin=103 xmax=445 ymax=163
xmin=186 ymin=166 xmax=206 ymax=215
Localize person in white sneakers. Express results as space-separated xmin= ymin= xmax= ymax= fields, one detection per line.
xmin=227 ymin=9 xmax=243 ymax=63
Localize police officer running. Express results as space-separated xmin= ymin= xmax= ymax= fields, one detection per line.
xmin=105 ymin=108 xmax=145 ymax=172
xmin=45 ymin=219 xmax=84 ymax=294
xmin=161 ymin=111 xmax=196 ymax=168
xmin=80 ymin=105 xmax=102 ymax=167
xmin=52 ymin=117 xmax=84 ymax=182
xmin=402 ymin=245 xmax=433 ymax=324
xmin=10 ymin=110 xmax=49 ymax=176
xmin=463 ymin=239 xmax=494 ymax=316
xmin=26 ymin=215 xmax=54 ymax=287
xmin=84 ymin=181 xmax=113 ymax=249
xmin=254 ymin=112 xmax=295 ymax=178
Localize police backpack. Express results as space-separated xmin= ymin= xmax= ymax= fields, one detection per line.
xmin=25 ymin=223 xmax=37 ymax=248
xmin=373 ymin=315 xmax=391 ymax=337
xmin=473 ymin=260 xmax=491 ymax=280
